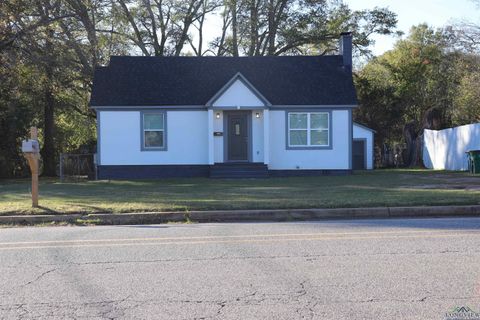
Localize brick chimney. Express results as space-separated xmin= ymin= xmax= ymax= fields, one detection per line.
xmin=339 ymin=32 xmax=352 ymax=71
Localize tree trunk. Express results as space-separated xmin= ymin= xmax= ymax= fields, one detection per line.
xmin=174 ymin=0 xmax=203 ymax=56
xmin=267 ymin=0 xmax=275 ymax=55
xmin=248 ymin=0 xmax=258 ymax=56
xmin=216 ymin=7 xmax=231 ymax=56
xmin=197 ymin=2 xmax=205 ymax=56
xmin=403 ymin=121 xmax=418 ymax=167
xmin=231 ymin=0 xmax=239 ymax=56
xmin=41 ymin=29 xmax=56 ymax=176
xmin=403 ymin=107 xmax=443 ymax=168
xmin=118 ymin=0 xmax=150 ymax=56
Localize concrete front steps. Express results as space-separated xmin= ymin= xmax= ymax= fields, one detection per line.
xmin=209 ymin=162 xmax=269 ymax=178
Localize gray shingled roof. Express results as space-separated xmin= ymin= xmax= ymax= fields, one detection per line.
xmin=89 ymin=55 xmax=357 ymax=107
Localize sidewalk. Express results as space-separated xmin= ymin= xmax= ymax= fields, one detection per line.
xmin=1 ymin=205 xmax=480 ymax=226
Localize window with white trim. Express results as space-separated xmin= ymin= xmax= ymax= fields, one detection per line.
xmin=288 ymin=112 xmax=329 ymax=147
xmin=143 ymin=112 xmax=165 ymax=149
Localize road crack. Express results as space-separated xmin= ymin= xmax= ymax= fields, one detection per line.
xmin=21 ymin=268 xmax=58 ymax=287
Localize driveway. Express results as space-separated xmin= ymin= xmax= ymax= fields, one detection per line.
xmin=1 ymin=217 xmax=480 ymax=319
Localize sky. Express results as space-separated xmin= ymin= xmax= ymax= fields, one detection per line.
xmin=345 ymin=0 xmax=479 ymax=55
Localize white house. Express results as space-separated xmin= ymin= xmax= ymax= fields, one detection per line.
xmin=90 ymin=33 xmax=374 ymax=179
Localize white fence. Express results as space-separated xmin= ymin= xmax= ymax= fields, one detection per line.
xmin=423 ymin=123 xmax=480 ymax=170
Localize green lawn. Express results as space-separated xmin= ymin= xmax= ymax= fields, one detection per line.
xmin=0 ymin=170 xmax=479 ymax=215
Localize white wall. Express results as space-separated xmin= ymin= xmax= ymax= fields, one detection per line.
xmin=213 ymin=111 xmax=223 ymax=163
xmin=268 ymin=110 xmax=350 ymax=170
xmin=99 ymin=110 xmax=209 ymax=165
xmin=423 ymin=123 xmax=480 ymax=170
xmin=212 ymin=79 xmax=265 ymax=107
xmin=353 ymin=124 xmax=374 ymax=170
xmin=252 ymin=111 xmax=264 ymax=162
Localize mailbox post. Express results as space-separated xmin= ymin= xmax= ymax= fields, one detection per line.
xmin=22 ymin=127 xmax=40 ymax=207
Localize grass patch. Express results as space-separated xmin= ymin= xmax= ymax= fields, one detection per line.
xmin=0 ymin=169 xmax=479 ymax=215
xmin=75 ymin=218 xmax=102 ymax=225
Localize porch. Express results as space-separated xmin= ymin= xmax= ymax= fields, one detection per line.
xmin=207 ymin=109 xmax=269 ymax=166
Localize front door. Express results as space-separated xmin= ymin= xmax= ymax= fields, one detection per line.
xmin=352 ymin=139 xmax=366 ymax=170
xmin=227 ymin=112 xmax=249 ymax=161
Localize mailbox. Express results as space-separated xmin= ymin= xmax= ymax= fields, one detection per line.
xmin=22 ymin=139 xmax=39 ymax=153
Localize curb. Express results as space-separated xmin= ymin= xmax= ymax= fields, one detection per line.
xmin=1 ymin=205 xmax=480 ymax=226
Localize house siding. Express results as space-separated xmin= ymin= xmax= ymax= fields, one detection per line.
xmin=268 ymin=109 xmax=351 ymax=170
xmin=213 ymin=111 xmax=224 ymax=163
xmin=99 ymin=110 xmax=209 ymax=165
xmin=251 ymin=111 xmax=264 ymax=163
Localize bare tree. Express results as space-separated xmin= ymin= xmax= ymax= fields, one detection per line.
xmin=210 ymin=5 xmax=232 ymax=55
xmin=188 ymin=0 xmax=222 ymax=56
xmin=450 ymin=23 xmax=480 ymax=53
xmin=115 ymin=0 xmax=213 ymax=56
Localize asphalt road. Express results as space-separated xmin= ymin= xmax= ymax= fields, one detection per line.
xmin=1 ymin=217 xmax=480 ymax=319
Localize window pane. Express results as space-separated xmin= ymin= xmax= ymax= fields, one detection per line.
xmin=289 ymin=130 xmax=307 ymax=145
xmin=144 ymin=131 xmax=164 ymax=147
xmin=144 ymin=114 xmax=164 ymax=130
xmin=289 ymin=113 xmax=307 ymax=129
xmin=311 ymin=130 xmax=328 ymax=146
xmin=311 ymin=113 xmax=328 ymax=129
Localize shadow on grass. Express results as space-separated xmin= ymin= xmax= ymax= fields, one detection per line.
xmin=36 ymin=205 xmax=61 ymax=214
xmin=73 ymin=203 xmax=115 ymax=214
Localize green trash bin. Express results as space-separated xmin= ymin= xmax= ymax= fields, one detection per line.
xmin=466 ymin=150 xmax=480 ymax=174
